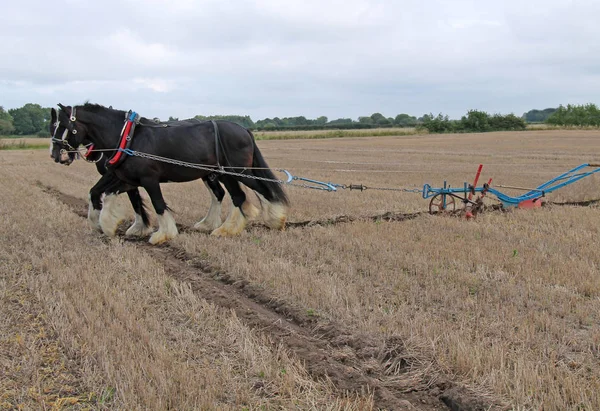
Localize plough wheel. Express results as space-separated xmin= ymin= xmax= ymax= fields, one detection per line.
xmin=429 ymin=193 xmax=456 ymax=214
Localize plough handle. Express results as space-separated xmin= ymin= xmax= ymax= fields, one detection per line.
xmin=469 ymin=164 xmax=483 ymax=201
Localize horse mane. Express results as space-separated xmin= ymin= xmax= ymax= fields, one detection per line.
xmin=80 ymin=103 xmax=156 ymax=123
xmin=82 ymin=102 xmax=124 ymax=115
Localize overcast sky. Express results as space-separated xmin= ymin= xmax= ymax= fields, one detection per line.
xmin=1 ymin=0 xmax=599 ymax=120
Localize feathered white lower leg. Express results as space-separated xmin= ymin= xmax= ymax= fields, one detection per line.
xmin=99 ymin=194 xmax=122 ymax=236
xmin=87 ymin=194 xmax=102 ymax=232
xmin=193 ymin=181 xmax=223 ymax=232
xmin=149 ymin=210 xmax=178 ymax=245
xmin=125 ymin=213 xmax=154 ymax=237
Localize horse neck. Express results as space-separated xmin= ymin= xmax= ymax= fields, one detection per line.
xmin=79 ymin=107 xmax=126 ymax=149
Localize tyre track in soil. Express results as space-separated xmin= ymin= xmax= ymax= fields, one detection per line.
xmin=42 ymin=184 xmax=506 ymax=411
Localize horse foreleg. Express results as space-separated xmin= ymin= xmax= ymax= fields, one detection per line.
xmin=125 ymin=189 xmax=154 ymax=237
xmin=211 ymin=176 xmax=258 ymax=237
xmin=99 ymin=193 xmax=124 ymax=237
xmin=88 ymin=192 xmax=102 ymax=232
xmin=142 ymin=180 xmax=178 ymax=245
xmin=193 ymin=178 xmax=224 ymax=233
xmin=88 ymin=173 xmax=117 ymax=232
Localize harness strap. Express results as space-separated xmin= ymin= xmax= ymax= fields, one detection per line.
xmin=211 ymin=120 xmax=234 ymax=171
xmin=108 ymin=111 xmax=139 ymax=167
xmin=212 ymin=120 xmax=221 ymax=169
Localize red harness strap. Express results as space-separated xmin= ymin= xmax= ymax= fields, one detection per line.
xmin=84 ymin=144 xmax=95 ymax=159
xmin=108 ymin=112 xmax=137 ymax=166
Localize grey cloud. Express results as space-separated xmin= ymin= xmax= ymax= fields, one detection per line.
xmin=1 ymin=0 xmax=599 ymax=120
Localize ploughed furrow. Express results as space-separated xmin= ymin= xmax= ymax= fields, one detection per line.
xmin=42 ymin=184 xmax=504 ymax=411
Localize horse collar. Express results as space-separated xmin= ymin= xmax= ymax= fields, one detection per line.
xmin=108 ymin=110 xmax=139 ymax=167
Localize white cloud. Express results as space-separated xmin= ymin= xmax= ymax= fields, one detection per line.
xmin=0 ymin=0 xmax=599 ymax=119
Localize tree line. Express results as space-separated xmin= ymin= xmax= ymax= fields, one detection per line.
xmin=0 ymin=104 xmax=53 ymax=136
xmin=1 ymin=102 xmax=599 ymax=137
xmin=419 ymin=110 xmax=527 ymax=133
xmin=545 ymin=103 xmax=600 ymax=126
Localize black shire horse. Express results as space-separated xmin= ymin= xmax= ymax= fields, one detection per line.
xmin=50 ymin=103 xmax=289 ymax=245
xmin=49 ymin=108 xmax=228 ymax=237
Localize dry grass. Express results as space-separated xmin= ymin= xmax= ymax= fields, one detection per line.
xmin=2 ymin=129 xmax=600 ymax=409
xmin=0 ymin=138 xmax=49 ymax=150
xmin=0 ymin=158 xmax=372 ymax=409
xmin=254 ymin=127 xmax=418 ymax=140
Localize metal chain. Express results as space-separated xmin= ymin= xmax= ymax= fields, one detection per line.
xmin=128 ymin=149 xmax=425 ymax=193
xmin=59 ymin=147 xmax=424 ymax=194
xmin=338 ymin=184 xmax=422 ymax=193
xmin=353 ymin=186 xmax=422 ymax=193
xmin=126 ymin=149 xmax=288 ymax=185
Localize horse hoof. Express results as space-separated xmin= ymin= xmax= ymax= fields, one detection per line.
xmin=149 ymin=231 xmax=175 ymax=245
xmin=125 ymin=224 xmax=154 ymax=237
xmin=193 ymin=220 xmax=221 ymax=233
xmin=88 ymin=220 xmax=103 ymax=232
xmin=88 ymin=209 xmax=102 ymax=232
xmin=210 ymin=226 xmax=245 ymax=237
xmin=262 ymin=202 xmax=288 ymax=230
xmin=210 ymin=227 xmax=231 ymax=237
xmin=100 ymin=219 xmax=122 ymax=237
xmin=242 ymin=202 xmax=261 ymax=221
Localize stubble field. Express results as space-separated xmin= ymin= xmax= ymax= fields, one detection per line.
xmin=1 ymin=129 xmax=600 ymax=410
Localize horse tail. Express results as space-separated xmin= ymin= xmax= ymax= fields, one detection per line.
xmin=247 ymin=130 xmax=289 ymax=206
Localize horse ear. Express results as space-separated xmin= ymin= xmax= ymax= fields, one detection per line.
xmin=51 ymin=108 xmax=57 ymax=122
xmin=58 ymin=103 xmax=66 ymax=111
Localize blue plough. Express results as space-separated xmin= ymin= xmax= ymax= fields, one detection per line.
xmin=283 ymin=163 xmax=600 ymax=217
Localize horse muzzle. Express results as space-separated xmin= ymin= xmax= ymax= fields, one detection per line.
xmin=59 ymin=150 xmax=73 ymax=165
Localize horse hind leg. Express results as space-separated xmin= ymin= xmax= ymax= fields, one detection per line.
xmin=193 ymin=177 xmax=225 ymax=233
xmin=256 ymin=192 xmax=287 ymax=230
xmin=238 ymin=177 xmax=288 ymax=230
xmin=211 ymin=176 xmax=259 ymax=237
xmin=125 ymin=189 xmax=154 ymax=237
xmin=142 ymin=179 xmax=178 ymax=245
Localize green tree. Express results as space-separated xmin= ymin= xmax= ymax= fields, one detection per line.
xmin=327 ymin=118 xmax=354 ymax=125
xmin=194 ymin=114 xmax=255 ymax=128
xmin=394 ymin=113 xmax=418 ymax=127
xmin=8 ymin=103 xmax=51 ymax=135
xmin=370 ymin=113 xmax=386 ymax=124
xmin=315 ymin=116 xmax=328 ymax=125
xmin=0 ymin=106 xmax=15 ymax=135
xmin=420 ymin=113 xmax=455 ymax=133
xmin=460 ymin=110 xmax=491 ymax=132
xmin=546 ymin=103 xmax=600 ymax=126
xmin=522 ymin=108 xmax=556 ymax=123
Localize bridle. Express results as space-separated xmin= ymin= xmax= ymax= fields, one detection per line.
xmin=50 ymin=107 xmax=103 ymax=163
xmin=51 ymin=106 xmax=78 ymax=152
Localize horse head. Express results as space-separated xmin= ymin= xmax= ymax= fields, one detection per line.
xmin=50 ymin=104 xmax=89 ymax=165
